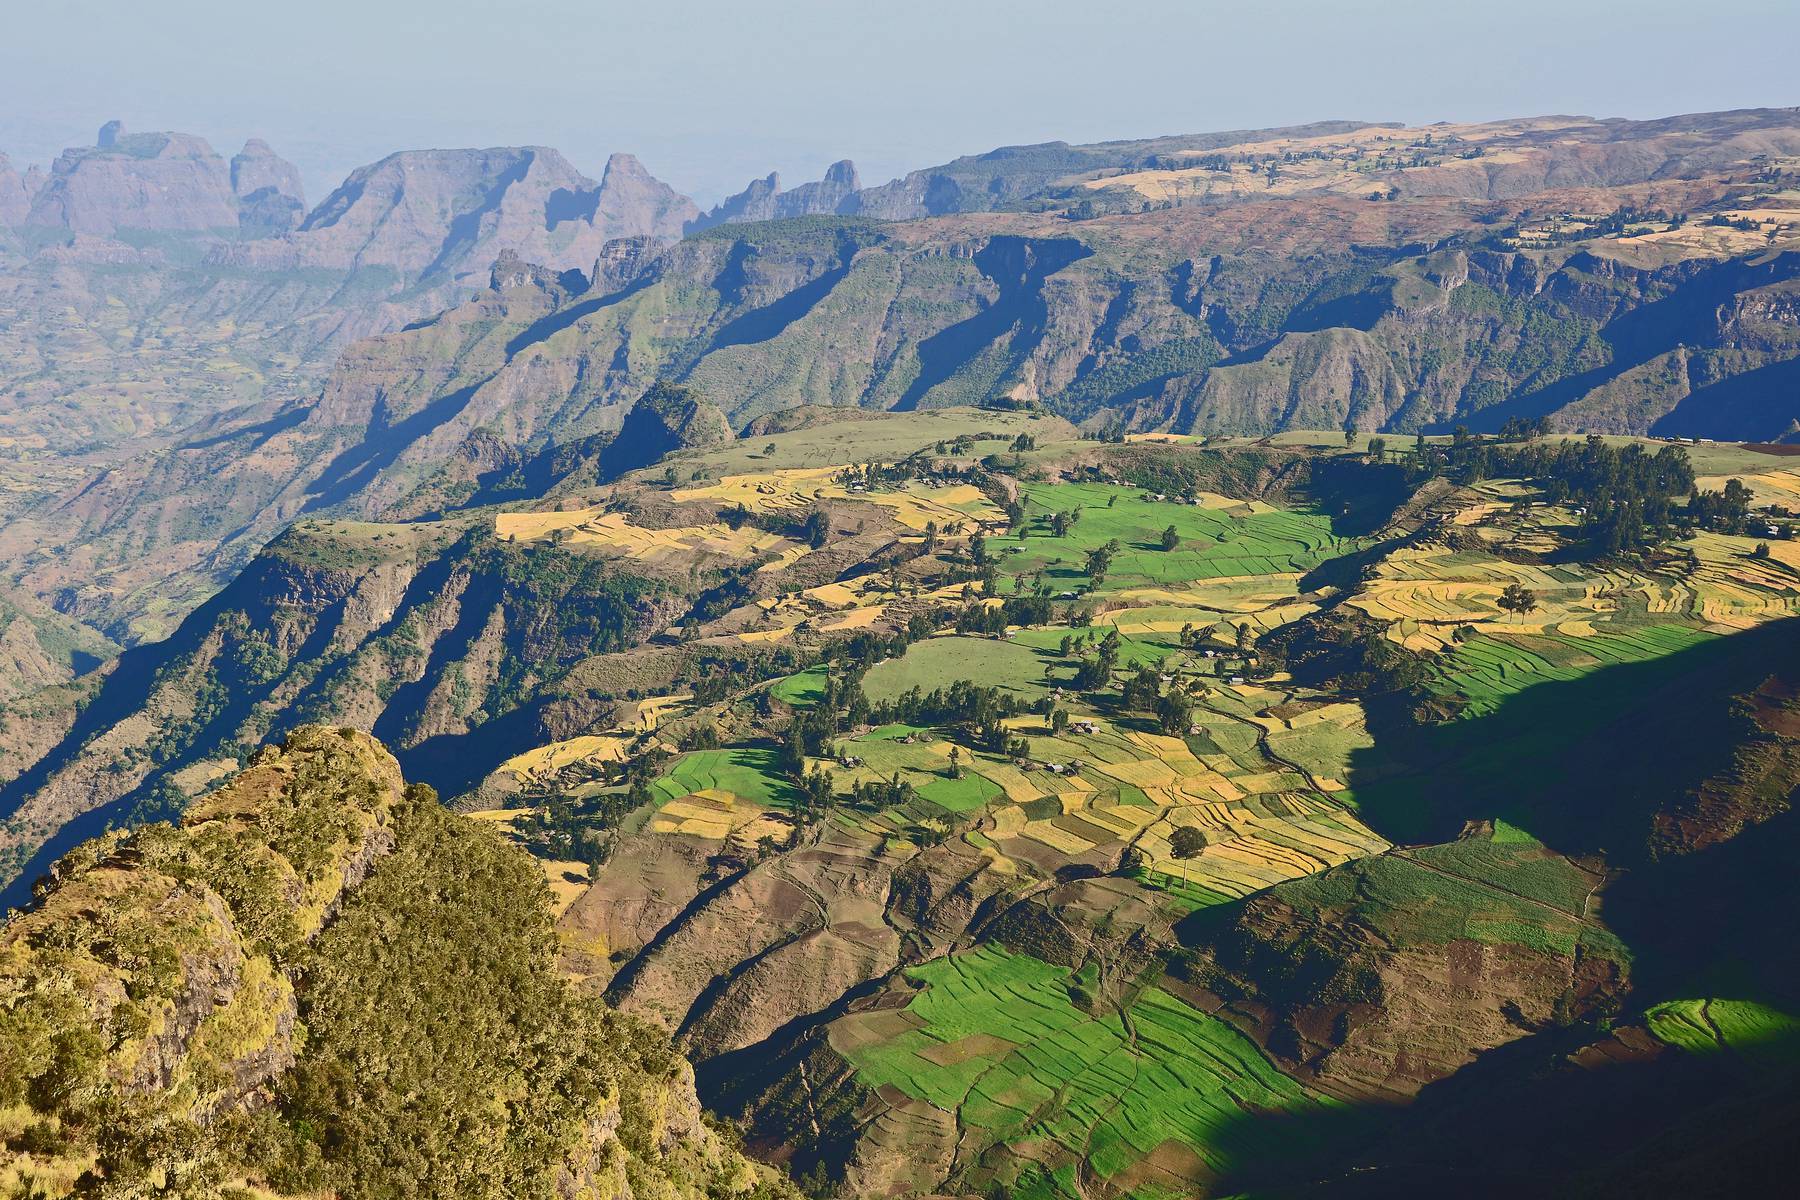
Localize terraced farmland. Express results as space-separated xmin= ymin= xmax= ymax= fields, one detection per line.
xmin=833 ymin=945 xmax=1340 ymax=1199
xmin=674 ymin=466 xmax=1003 ymax=531
xmin=1429 ymin=625 xmax=1718 ymax=716
xmin=649 ymin=747 xmax=800 ymax=809
xmin=1006 ymin=481 xmax=1354 ymax=591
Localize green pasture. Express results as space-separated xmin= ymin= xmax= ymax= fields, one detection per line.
xmin=769 ymin=665 xmax=829 ymax=706
xmin=1430 ymin=624 xmax=1717 ymax=717
xmin=860 ymin=634 xmax=1050 ymax=703
xmin=1647 ymin=998 xmax=1800 ymax=1064
xmin=840 ymin=945 xmax=1335 ymax=1196
xmin=648 ymin=747 xmax=799 ymax=808
xmin=1001 ymin=481 xmax=1350 ymax=592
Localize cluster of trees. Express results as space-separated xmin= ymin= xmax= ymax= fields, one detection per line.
xmin=1119 ymin=665 xmax=1197 ymax=733
xmin=721 ymin=501 xmax=831 ymax=549
xmin=1408 ymin=431 xmax=1754 ymax=557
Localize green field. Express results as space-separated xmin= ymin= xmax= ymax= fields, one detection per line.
xmin=1271 ymin=830 xmax=1623 ymax=960
xmin=1430 ymin=625 xmax=1718 ymax=716
xmin=1002 ymin=481 xmax=1351 ymax=591
xmin=838 ymin=945 xmax=1339 ymax=1197
xmin=1647 ymin=998 xmax=1800 ymax=1063
xmin=860 ymin=634 xmax=1050 ymax=703
xmin=769 ymin=664 xmax=829 ymax=706
xmin=648 ymin=747 xmax=800 ymax=808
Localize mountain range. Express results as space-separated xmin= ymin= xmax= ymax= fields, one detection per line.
xmin=2 ymin=108 xmax=1799 ymax=697
xmin=3 ymin=102 xmax=1800 ymax=1200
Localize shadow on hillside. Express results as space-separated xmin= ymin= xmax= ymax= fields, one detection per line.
xmin=1177 ymin=618 xmax=1800 ymax=1194
xmin=1203 ymin=1015 xmax=1800 ymax=1199
xmin=1342 ymin=616 xmax=1800 ymax=858
xmin=893 ymin=236 xmax=1091 ymax=411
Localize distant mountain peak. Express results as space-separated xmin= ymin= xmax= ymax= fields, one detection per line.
xmin=691 ymin=158 xmax=862 ymax=231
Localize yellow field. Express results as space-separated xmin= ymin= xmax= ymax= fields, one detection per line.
xmin=628 ymin=693 xmax=692 ymax=731
xmin=648 ymin=787 xmax=787 ymax=846
xmin=1695 ymin=469 xmax=1800 ymax=509
xmin=499 ymin=732 xmax=636 ymax=783
xmin=673 ymin=467 xmax=1003 ymax=531
xmin=495 ymin=508 xmax=795 ymax=562
xmin=1350 ymin=545 xmax=1630 ymax=650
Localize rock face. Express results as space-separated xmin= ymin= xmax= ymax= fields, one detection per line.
xmin=0 ymin=727 xmax=403 ymax=1130
xmin=0 ymin=517 xmax=669 ymax=895
xmin=218 ymin=145 xmax=696 ymax=284
xmin=592 ymin=150 xmax=703 ymax=241
xmin=0 ymin=726 xmax=788 ymax=1200
xmin=695 ymin=158 xmax=863 ymax=229
xmin=229 ymin=136 xmax=305 ymax=235
xmin=24 ymin=122 xmax=240 ymax=235
xmin=0 ymin=153 xmax=29 ymax=226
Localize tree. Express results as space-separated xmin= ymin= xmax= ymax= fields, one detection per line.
xmin=1753 ymin=541 xmax=1773 ymax=560
xmin=1156 ymin=691 xmax=1193 ymax=735
xmin=802 ymin=510 xmax=830 ymax=549
xmin=1117 ymin=845 xmax=1144 ymax=875
xmin=947 ymin=745 xmax=962 ymax=779
xmin=1085 ymin=539 xmax=1121 ymax=582
xmin=1367 ymin=436 xmax=1388 ymax=463
xmin=1497 ymin=582 xmax=1539 ymax=620
xmin=1050 ymin=708 xmax=1070 ymax=735
xmin=1160 ymin=525 xmax=1179 ymax=552
xmin=1344 ymin=427 xmax=1357 ymax=446
xmin=1169 ymin=825 xmax=1208 ymax=885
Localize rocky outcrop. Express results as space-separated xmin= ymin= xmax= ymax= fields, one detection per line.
xmin=696 ymin=159 xmax=863 ymax=229
xmin=0 ymin=727 xmax=791 ymax=1199
xmin=600 ymin=380 xmax=733 ymax=479
xmin=24 ymin=122 xmax=239 ymax=235
xmin=229 ymin=137 xmax=305 ymax=235
xmin=0 ymin=152 xmax=29 ymax=226
xmin=215 ymin=145 xmax=696 ymax=284
xmin=0 ymin=727 xmax=403 ymax=1131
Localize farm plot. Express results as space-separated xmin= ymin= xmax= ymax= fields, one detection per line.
xmin=1005 ymin=482 xmax=1353 ymax=591
xmin=860 ymin=634 xmax=1051 ymax=703
xmin=648 ymin=747 xmax=799 ymax=810
xmin=1429 ymin=624 xmax=1717 ymax=717
xmin=834 ymin=945 xmax=1340 ymax=1199
xmin=1350 ymin=545 xmax=1631 ymax=651
xmin=498 ymin=731 xmax=637 ymax=786
xmin=496 ymin=508 xmax=796 ymax=563
xmin=935 ymin=698 xmax=1389 ymax=907
xmin=673 ymin=467 xmax=1004 ymax=531
xmin=1647 ymin=998 xmax=1800 ymax=1064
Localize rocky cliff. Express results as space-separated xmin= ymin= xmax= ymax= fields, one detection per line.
xmin=23 ymin=122 xmax=242 ymax=235
xmin=229 ymin=137 xmax=306 ymax=235
xmin=0 ymin=154 xmax=30 ymax=227
xmin=0 ymin=516 xmax=671 ymax=899
xmin=0 ymin=726 xmax=791 ymax=1200
xmin=216 ymin=145 xmax=696 ymax=285
xmin=697 ymin=159 xmax=863 ymax=228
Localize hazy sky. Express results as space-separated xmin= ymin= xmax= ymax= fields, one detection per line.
xmin=3 ymin=0 xmax=1796 ymax=206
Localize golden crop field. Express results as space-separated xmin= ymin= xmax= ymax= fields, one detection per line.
xmin=495 ymin=508 xmax=795 ymax=561
xmin=673 ymin=467 xmax=1003 ymax=531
